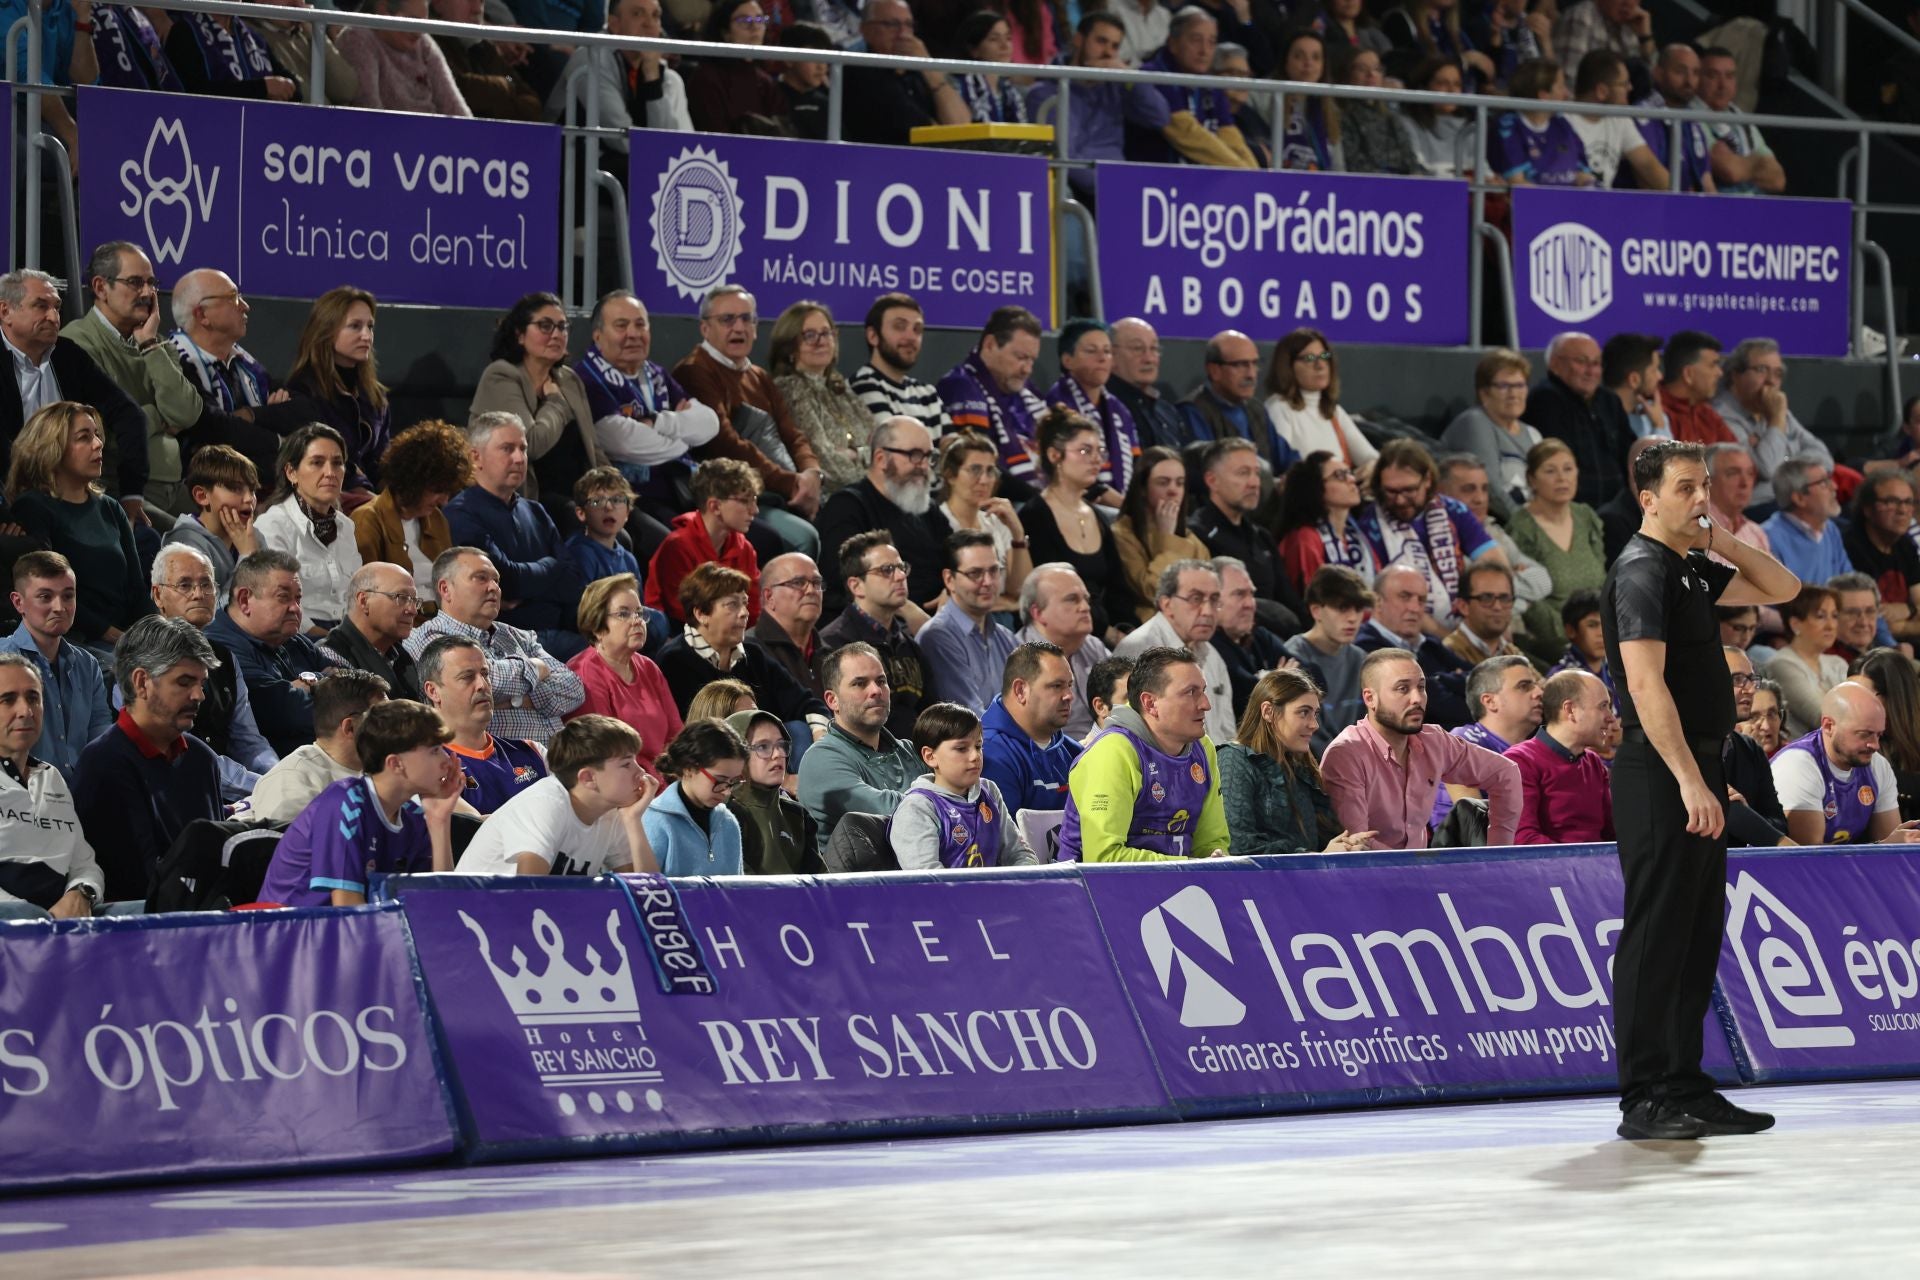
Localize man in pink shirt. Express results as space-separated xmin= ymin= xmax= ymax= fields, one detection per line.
xmin=1321 ymin=648 xmax=1522 ymax=849
xmin=1506 ymin=669 xmax=1617 ymax=843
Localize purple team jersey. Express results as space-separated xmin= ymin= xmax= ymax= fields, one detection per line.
xmin=258 ymin=777 xmax=433 ymax=907
xmin=1490 ymin=113 xmax=1591 ymax=186
xmin=902 ymin=785 xmax=1008 ymax=868
xmin=449 ymin=735 xmax=548 ymax=814
xmin=1777 ymin=729 xmax=1878 ymax=843
xmin=1059 ymin=723 xmax=1214 ymax=861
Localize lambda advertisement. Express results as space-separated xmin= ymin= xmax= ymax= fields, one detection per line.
xmin=0 ymin=905 xmax=456 ymax=1192
xmin=395 ymin=871 xmax=1172 ymax=1159
xmin=629 ymin=131 xmax=1052 ymax=328
xmin=1717 ymin=850 xmax=1920 ymax=1080
xmin=1095 ymin=162 xmax=1470 ymax=345
xmin=1079 ymin=850 xmax=1736 ymax=1113
xmin=1511 ymin=186 xmax=1850 ymax=356
xmin=77 ymin=86 xmax=560 ymax=307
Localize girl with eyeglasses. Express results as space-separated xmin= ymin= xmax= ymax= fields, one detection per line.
xmin=470 ymin=291 xmax=608 ymax=536
xmin=566 ymin=573 xmax=682 ymax=784
xmin=725 ymin=708 xmax=821 ymax=874
xmin=685 ymin=0 xmax=793 ymax=134
xmin=1263 ymin=328 xmax=1378 ymax=473
xmin=643 ymin=719 xmax=749 ymax=876
xmin=770 ymin=301 xmax=871 ymax=495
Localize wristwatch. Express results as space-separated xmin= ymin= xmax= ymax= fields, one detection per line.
xmin=70 ymin=883 xmax=98 ymax=907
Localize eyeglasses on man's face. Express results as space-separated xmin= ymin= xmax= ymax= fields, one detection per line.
xmin=362 ymin=588 xmax=420 ymax=610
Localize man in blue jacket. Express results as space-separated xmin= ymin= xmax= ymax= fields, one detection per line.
xmin=982 ymin=642 xmax=1084 ymax=814
xmin=204 ymin=549 xmax=339 ymax=759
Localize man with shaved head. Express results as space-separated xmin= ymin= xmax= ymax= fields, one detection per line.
xmin=1771 ymin=680 xmax=1920 ymax=846
xmin=755 ymin=551 xmax=826 ymax=698
xmin=1504 ymin=669 xmax=1616 ymax=843
xmin=1526 ymin=331 xmax=1631 ymax=507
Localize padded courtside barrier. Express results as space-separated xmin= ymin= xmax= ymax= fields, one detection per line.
xmin=0 ymin=903 xmax=458 ymax=1194
xmin=10 ymin=843 xmax=1920 ymax=1190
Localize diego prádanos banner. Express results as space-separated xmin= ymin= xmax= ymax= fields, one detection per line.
xmin=1511 ymin=186 xmax=1851 ymax=356
xmin=1094 ymin=162 xmax=1471 ymax=345
xmin=0 ymin=904 xmax=456 ymax=1192
xmin=77 ymin=86 xmax=560 ymax=308
xmin=629 ymin=130 xmax=1052 ymax=329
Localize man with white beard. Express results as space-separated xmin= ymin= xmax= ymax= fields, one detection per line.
xmin=815 ymin=416 xmax=947 ymax=619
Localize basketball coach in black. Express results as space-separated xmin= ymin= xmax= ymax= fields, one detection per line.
xmin=1603 ymin=440 xmax=1798 ymax=1140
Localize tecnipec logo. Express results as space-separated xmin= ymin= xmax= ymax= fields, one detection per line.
xmin=651 ymin=146 xmax=744 ymax=302
xmin=1527 ymin=221 xmax=1613 ymax=324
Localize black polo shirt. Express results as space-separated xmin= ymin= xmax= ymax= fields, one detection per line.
xmin=1603 ymin=534 xmax=1737 ymax=738
xmin=1842 ymin=523 xmax=1920 ymax=607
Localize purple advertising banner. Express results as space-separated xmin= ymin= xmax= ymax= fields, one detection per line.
xmin=628 ymin=131 xmax=1052 ymax=328
xmin=394 ymin=871 xmax=1171 ymax=1159
xmin=1715 ymin=848 xmax=1920 ymax=1081
xmin=1511 ymin=186 xmax=1851 ymax=356
xmin=0 ymin=905 xmax=455 ymax=1192
xmin=1080 ymin=849 xmax=1735 ymax=1114
xmin=1094 ymin=163 xmax=1470 ymax=344
xmin=77 ymin=86 xmax=558 ymax=307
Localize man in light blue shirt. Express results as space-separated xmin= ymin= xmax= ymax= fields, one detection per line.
xmin=917 ymin=530 xmax=1019 ymax=714
xmin=0 ymin=551 xmax=110 ymax=783
xmin=1761 ymin=457 xmax=1856 ymax=586
xmin=1712 ymin=339 xmax=1835 ymax=511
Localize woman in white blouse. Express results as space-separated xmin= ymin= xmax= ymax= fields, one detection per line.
xmin=254 ymin=423 xmax=364 ymax=633
xmin=1263 ymin=328 xmax=1378 ymax=476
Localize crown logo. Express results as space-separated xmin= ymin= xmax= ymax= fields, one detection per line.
xmin=460 ymin=907 xmax=641 ymax=1025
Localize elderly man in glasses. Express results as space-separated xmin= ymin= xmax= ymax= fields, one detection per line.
xmin=61 ymin=242 xmax=207 ymax=523
xmin=1113 ymin=559 xmax=1237 ymax=744
xmin=318 ymin=562 xmax=427 ymax=702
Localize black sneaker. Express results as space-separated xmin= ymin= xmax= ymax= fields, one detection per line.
xmin=1617 ymin=1099 xmax=1708 ymax=1140
xmin=1677 ymin=1092 xmax=1776 ymax=1135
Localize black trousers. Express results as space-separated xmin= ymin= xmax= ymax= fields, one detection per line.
xmin=1611 ymin=736 xmax=1728 ymax=1109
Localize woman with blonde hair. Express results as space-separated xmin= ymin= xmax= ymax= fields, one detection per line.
xmin=769 ymin=300 xmax=870 ymax=495
xmin=284 ymin=284 xmax=390 ymax=499
xmin=1505 ymin=438 xmax=1605 ymax=655
xmin=1218 ymin=667 xmax=1374 ymax=855
xmin=687 ymin=678 xmax=757 ymax=724
xmin=5 ymin=401 xmax=152 ymax=648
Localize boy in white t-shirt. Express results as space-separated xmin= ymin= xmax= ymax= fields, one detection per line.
xmin=455 ymin=714 xmax=662 ymax=876
xmin=1570 ymin=49 xmax=1665 ymax=188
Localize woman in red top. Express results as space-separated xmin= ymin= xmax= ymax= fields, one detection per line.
xmin=566 ymin=573 xmax=682 ymax=784
xmin=1277 ymin=450 xmax=1381 ymax=596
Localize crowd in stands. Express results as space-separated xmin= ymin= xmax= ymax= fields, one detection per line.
xmin=13 ymin=0 xmax=1791 ymax=200
xmin=8 ymin=240 xmax=1920 ymax=917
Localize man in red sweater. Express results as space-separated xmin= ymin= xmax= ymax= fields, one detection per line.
xmin=644 ymin=458 xmax=762 ymax=626
xmin=1656 ymin=330 xmax=1736 ymax=446
xmin=1506 ymin=668 xmax=1617 ymax=843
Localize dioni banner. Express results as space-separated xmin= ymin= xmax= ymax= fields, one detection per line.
xmin=392 ymin=870 xmax=1172 ymax=1160
xmin=77 ymin=86 xmax=560 ymax=307
xmin=628 ymin=130 xmax=1052 ymax=327
xmin=1094 ymin=162 xmax=1470 ymax=344
xmin=1511 ymin=186 xmax=1851 ymax=355
xmin=0 ymin=904 xmax=456 ymax=1192
xmin=1079 ymin=847 xmax=1738 ymax=1115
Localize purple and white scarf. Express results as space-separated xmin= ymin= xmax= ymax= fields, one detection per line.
xmin=180 ymin=12 xmax=276 ymax=84
xmin=1046 ymin=374 xmax=1140 ymax=494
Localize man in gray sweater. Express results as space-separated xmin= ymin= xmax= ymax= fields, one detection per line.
xmin=797 ymin=641 xmax=921 ymax=856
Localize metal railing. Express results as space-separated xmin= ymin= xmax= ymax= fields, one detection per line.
xmin=8 ymin=0 xmax=1920 ymax=411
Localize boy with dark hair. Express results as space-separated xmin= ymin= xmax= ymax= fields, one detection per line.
xmin=1084 ymin=654 xmax=1134 ymax=744
xmin=775 ymin=21 xmax=833 ymax=139
xmin=644 ymin=457 xmax=763 ymax=625
xmin=159 ymin=444 xmax=261 ymax=593
xmin=1549 ymin=587 xmax=1617 ymax=707
xmin=257 ymin=700 xmax=463 ymax=907
xmin=564 ymin=466 xmax=643 ymax=584
xmin=1281 ymin=564 xmax=1374 ymax=752
xmin=454 ymin=713 xmax=660 ymax=876
xmin=890 ymin=701 xmax=1036 ymax=869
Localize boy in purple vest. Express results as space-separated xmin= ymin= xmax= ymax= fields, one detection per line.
xmin=890 ymin=703 xmax=1037 ymax=870
xmin=1059 ymin=646 xmax=1230 ymax=862
xmin=1771 ymin=681 xmax=1920 ymax=846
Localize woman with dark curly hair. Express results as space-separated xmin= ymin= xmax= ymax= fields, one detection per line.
xmin=1277 ymin=450 xmax=1380 ymax=595
xmin=467 ymin=291 xmax=606 ymax=534
xmin=352 ymin=420 xmax=473 ymax=609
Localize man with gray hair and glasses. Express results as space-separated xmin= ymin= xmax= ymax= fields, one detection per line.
xmin=1017 ymin=562 xmax=1111 ymax=740
xmin=148 ymin=543 xmax=278 ymax=800
xmin=168 ymin=267 xmax=305 ymax=483
xmin=1114 ymin=559 xmax=1236 ymax=744
xmin=73 ymin=615 xmax=225 ymax=902
xmin=1711 ymin=338 xmax=1837 ymax=511
xmin=319 ymin=562 xmax=427 ymax=701
xmin=61 ymin=242 xmax=206 ymax=521
xmin=0 ymin=268 xmax=151 ymax=523
xmin=1760 ymin=456 xmax=1857 ymax=588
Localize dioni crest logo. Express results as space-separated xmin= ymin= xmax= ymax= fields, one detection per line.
xmin=1526 ymin=220 xmax=1613 ymax=324
xmin=651 ymin=146 xmax=745 ymax=302
xmin=1140 ymin=885 xmax=1246 ymax=1028
xmin=116 ymin=116 xmax=222 ymax=266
